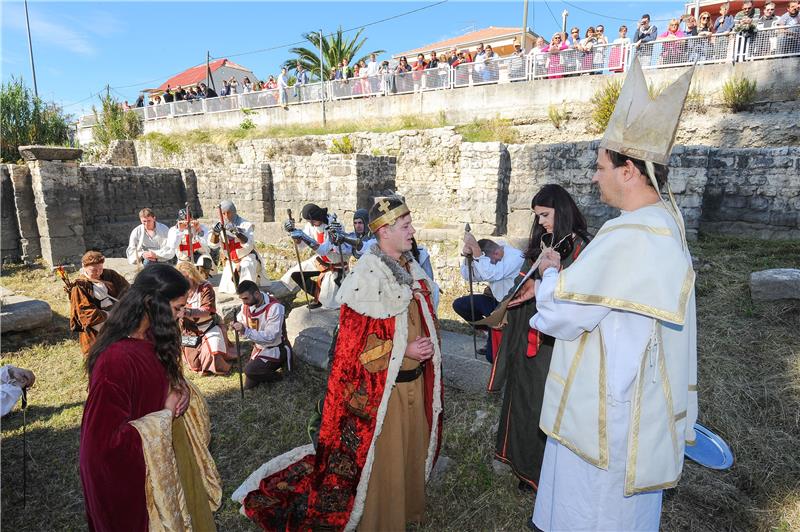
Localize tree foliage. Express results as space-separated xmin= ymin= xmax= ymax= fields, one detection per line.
xmin=0 ymin=77 xmax=70 ymax=162
xmin=91 ymin=94 xmax=142 ymax=147
xmin=283 ymin=27 xmax=385 ymax=81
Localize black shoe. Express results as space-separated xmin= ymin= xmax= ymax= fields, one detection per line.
xmin=518 ymin=480 xmax=535 ymax=492
xmin=307 ymin=301 xmax=322 ymax=309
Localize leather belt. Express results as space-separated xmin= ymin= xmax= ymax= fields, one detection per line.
xmin=395 ymin=363 xmax=425 ymax=383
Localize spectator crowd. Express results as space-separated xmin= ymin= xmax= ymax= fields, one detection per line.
xmin=121 ymin=1 xmax=798 ymax=108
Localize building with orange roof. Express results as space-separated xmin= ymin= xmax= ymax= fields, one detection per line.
xmin=143 ymin=58 xmax=257 ymax=101
xmin=393 ymin=26 xmax=539 ymax=62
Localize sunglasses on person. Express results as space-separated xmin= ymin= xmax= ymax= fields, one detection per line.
xmin=700 ymin=15 xmax=709 ymax=19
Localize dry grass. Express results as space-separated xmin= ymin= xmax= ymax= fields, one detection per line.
xmin=140 ymin=113 xmax=449 ymax=151
xmin=2 ymin=235 xmax=799 ymax=531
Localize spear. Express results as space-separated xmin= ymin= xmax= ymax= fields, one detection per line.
xmin=464 ymin=223 xmax=479 ymax=359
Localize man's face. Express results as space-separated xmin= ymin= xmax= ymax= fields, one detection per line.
xmin=597 ymin=25 xmax=605 ymax=34
xmin=720 ymin=4 xmax=728 ymax=15
xmin=223 ymin=210 xmax=235 ymax=223
xmin=620 ymin=27 xmax=628 ymax=36
xmin=238 ymin=290 xmax=262 ymax=308
xmin=353 ymin=219 xmax=365 ymax=234
xmin=592 ymin=149 xmax=626 ymax=209
xmin=141 ymin=215 xmax=156 ymax=231
xmin=378 ymin=214 xmax=415 ymax=255
xmin=640 ymin=17 xmax=650 ymax=27
xmin=170 ymin=294 xmax=188 ymax=321
xmin=310 ymin=219 xmax=323 ymax=227
xmin=764 ymin=5 xmax=775 ymax=16
xmin=84 ymin=262 xmax=104 ymax=280
xmin=789 ymin=2 xmax=799 ymax=15
xmin=488 ymin=247 xmax=504 ymax=264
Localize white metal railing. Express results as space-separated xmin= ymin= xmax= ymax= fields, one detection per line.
xmin=453 ymin=55 xmax=526 ymax=87
xmin=636 ymin=32 xmax=738 ymax=69
xmin=80 ymin=32 xmax=798 ymax=127
xmin=742 ymin=25 xmax=800 ymax=61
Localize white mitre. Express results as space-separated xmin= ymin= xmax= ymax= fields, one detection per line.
xmin=599 ymin=58 xmax=694 ymax=166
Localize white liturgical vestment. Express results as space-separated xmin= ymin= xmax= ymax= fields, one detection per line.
xmin=530 ymin=203 xmax=698 ymax=531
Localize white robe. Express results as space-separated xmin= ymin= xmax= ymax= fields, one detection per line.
xmin=531 ymin=268 xmax=663 ymax=531
xmin=529 ymin=204 xmax=697 ymax=531
xmin=208 ymin=217 xmax=263 ymax=294
xmin=279 ymin=219 xmax=351 ymax=309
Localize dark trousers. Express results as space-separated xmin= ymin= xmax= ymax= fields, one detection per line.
xmin=291 ymin=271 xmax=321 ymax=299
xmin=244 ymin=347 xmax=287 ymax=389
xmin=452 ymin=294 xmax=498 ymax=362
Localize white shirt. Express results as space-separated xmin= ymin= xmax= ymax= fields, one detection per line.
xmin=237 ymin=292 xmax=287 ymax=361
xmin=300 ymin=218 xmax=352 ymax=262
xmin=460 ymin=245 xmax=525 ymax=302
xmin=278 ymin=73 xmax=288 ymax=89
xmin=1 ymin=365 xmax=25 ymax=417
xmin=126 ymin=222 xmax=170 ymax=264
xmin=366 ymin=59 xmax=379 ymax=77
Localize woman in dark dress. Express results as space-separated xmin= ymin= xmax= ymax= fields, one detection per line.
xmin=80 ymin=264 xmax=221 ymax=531
xmin=490 ymin=184 xmax=593 ymax=492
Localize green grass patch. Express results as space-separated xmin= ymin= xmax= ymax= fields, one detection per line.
xmin=455 ymin=118 xmax=519 ymax=144
xmin=1 ymin=236 xmax=799 ymax=530
xmin=140 ymin=131 xmax=183 ymax=154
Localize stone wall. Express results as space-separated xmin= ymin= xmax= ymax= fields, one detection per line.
xmin=6 ymin=164 xmax=41 ymax=263
xmin=1 ymin=167 xmax=21 ymax=262
xmin=701 ymin=146 xmax=800 ymax=239
xmin=78 ymin=166 xmax=190 ymax=257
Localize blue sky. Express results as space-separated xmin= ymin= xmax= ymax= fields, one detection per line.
xmin=1 ymin=0 xmax=688 ymax=117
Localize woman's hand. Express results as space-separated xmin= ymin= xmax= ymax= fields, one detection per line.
xmin=165 ymin=381 xmax=191 ymax=417
xmin=538 ymin=249 xmax=561 ymax=276
xmin=508 ymin=279 xmax=535 ymax=308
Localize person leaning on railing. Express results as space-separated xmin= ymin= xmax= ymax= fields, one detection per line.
xmin=658 ymin=19 xmax=687 ymax=65
xmin=609 ymin=26 xmax=629 ymax=72
xmin=776 ymin=0 xmax=800 ymax=55
xmin=577 ymin=26 xmax=601 ymax=73
xmin=754 ymin=2 xmax=780 ymax=56
xmin=544 ymin=33 xmax=569 ymax=79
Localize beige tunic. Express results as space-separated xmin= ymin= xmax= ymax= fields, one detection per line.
xmin=359 ymin=287 xmax=431 ymax=531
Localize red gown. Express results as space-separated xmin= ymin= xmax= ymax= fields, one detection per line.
xmin=79 ymin=338 xmax=169 ymax=531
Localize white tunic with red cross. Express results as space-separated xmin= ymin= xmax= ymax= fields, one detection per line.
xmin=208 ymin=217 xmax=263 ymax=294
xmin=164 ymin=223 xmax=211 ymax=263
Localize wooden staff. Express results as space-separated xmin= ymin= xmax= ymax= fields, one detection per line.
xmin=464 ymin=223 xmax=479 ymax=359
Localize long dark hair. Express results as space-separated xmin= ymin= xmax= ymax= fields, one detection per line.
xmin=86 ymin=264 xmax=189 ymax=385
xmin=525 ymin=184 xmax=591 ymax=260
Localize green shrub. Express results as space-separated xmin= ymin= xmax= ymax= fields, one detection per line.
xmin=140 ymin=132 xmax=182 ymax=155
xmin=589 ymin=79 xmax=623 ymax=133
xmin=685 ymin=88 xmax=707 ymax=114
xmin=240 ymin=118 xmax=256 ymax=130
xmin=721 ymin=76 xmax=757 ymax=112
xmin=547 ymin=105 xmax=568 ymax=129
xmin=330 ymin=135 xmax=354 ymax=154
xmin=92 ymin=94 xmax=142 ymax=147
xmin=0 ymin=76 xmax=70 ymax=162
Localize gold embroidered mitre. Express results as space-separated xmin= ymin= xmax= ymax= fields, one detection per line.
xmin=600 ymin=59 xmax=694 ymax=165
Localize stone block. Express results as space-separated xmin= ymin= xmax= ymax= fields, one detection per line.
xmin=750 ymin=268 xmax=800 ymax=302
xmin=0 ymin=292 xmax=53 ymax=334
xmin=18 ymin=145 xmax=83 ymax=162
xmin=285 ymin=305 xmax=338 ymax=370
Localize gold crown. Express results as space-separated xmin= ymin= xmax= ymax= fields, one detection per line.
xmin=600 ymin=59 xmax=694 ymax=166
xmin=368 ymin=197 xmax=410 ymax=232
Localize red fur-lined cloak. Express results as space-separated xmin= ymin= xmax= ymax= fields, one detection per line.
xmin=233 ymin=250 xmax=444 ymax=531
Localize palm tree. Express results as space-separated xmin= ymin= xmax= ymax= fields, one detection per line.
xmin=283 ymin=27 xmax=386 ymax=81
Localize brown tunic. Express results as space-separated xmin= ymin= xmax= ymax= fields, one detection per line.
xmin=359 ymin=268 xmax=431 ymax=531
xmin=180 ymin=283 xmax=232 ymax=375
xmin=69 ymin=269 xmax=129 ymax=356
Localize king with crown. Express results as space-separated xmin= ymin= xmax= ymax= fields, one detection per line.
xmin=527 ymin=59 xmax=699 ymax=531
xmin=232 ymin=196 xmax=443 ymax=531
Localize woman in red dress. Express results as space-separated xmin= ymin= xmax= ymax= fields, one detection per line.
xmin=79 ymin=264 xmax=220 ymax=531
